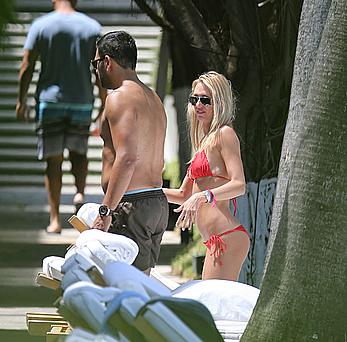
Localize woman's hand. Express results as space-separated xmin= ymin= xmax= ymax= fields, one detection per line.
xmin=174 ymin=192 xmax=205 ymax=230
xmin=91 ymin=215 xmax=112 ymax=232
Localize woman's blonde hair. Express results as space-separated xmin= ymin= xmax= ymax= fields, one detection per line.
xmin=188 ymin=71 xmax=236 ymax=152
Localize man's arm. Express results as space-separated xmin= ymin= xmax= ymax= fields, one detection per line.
xmin=16 ymin=49 xmax=39 ymax=120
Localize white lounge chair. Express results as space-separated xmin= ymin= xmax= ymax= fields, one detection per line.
xmin=104 ymin=262 xmax=259 ymax=341
xmin=104 ymin=291 xmax=205 ymax=342
xmin=62 ymin=281 xmax=120 ymax=333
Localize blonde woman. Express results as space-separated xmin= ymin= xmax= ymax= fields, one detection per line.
xmin=164 ymin=71 xmax=250 ymax=281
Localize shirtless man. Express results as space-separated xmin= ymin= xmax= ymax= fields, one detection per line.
xmin=91 ymin=31 xmax=169 ymax=274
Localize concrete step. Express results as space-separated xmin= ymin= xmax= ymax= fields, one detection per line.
xmin=0 ymin=50 xmax=157 ymax=69
xmin=0 ymin=107 xmax=102 ymax=122
xmin=0 ymin=266 xmax=62 ymax=306
xmin=0 ymin=60 xmax=155 ymax=75
xmin=0 ymin=173 xmax=101 ymax=186
xmin=0 ymin=60 xmax=22 ymax=71
xmin=0 ymin=122 xmax=36 ymax=134
xmin=0 ymin=148 xmax=45 ymax=161
xmin=0 ymin=136 xmax=37 ymax=147
xmin=0 ymin=206 xmax=84 ymax=230
xmin=0 ymin=135 xmax=103 ymax=148
xmin=0 ymin=306 xmax=59 ymax=331
xmin=11 ymin=12 xmax=154 ymax=26
xmin=0 ymin=160 xmax=102 ymax=175
xmin=0 ymin=85 xmax=35 ymax=99
xmin=14 ymin=0 xmax=144 ymax=12
xmin=0 ymin=151 xmax=102 ymax=165
xmin=0 ymin=228 xmax=181 ymax=268
xmin=0 ymin=185 xmax=103 ymax=204
xmin=0 ymin=186 xmax=104 ymax=227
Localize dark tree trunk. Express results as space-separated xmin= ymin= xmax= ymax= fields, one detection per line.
xmin=265 ymin=0 xmax=333 ymax=270
xmin=242 ymin=0 xmax=347 ymax=340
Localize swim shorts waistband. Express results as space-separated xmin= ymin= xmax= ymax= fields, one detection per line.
xmin=39 ymin=102 xmax=93 ymax=111
xmin=121 ymin=188 xmax=164 ymax=202
xmin=124 ymin=187 xmax=162 ymax=195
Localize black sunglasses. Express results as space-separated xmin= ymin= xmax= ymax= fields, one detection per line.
xmin=91 ymin=56 xmax=105 ymax=69
xmin=189 ymin=95 xmax=211 ymax=106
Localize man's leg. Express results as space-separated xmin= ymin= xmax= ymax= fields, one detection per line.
xmin=45 ymin=154 xmax=64 ymax=233
xmin=69 ymin=150 xmax=88 ymax=209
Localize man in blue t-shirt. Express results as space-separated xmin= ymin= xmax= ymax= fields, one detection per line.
xmin=16 ymin=0 xmax=106 ymax=233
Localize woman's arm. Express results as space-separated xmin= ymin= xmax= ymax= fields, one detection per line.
xmin=209 ymin=126 xmax=246 ymax=201
xmin=163 ymin=176 xmax=193 ymax=205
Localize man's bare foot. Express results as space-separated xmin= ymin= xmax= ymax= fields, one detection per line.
xmin=46 ymin=222 xmax=62 ymax=234
xmin=73 ymin=193 xmax=85 ymax=213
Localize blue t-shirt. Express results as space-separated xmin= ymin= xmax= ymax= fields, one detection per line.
xmin=24 ymin=11 xmax=101 ymax=104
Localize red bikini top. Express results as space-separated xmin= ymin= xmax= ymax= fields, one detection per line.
xmin=186 ymin=150 xmax=214 ymax=182
xmin=186 ymin=150 xmax=237 ymax=215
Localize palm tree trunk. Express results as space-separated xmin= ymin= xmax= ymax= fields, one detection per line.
xmin=242 ymin=0 xmax=347 ymax=340
xmin=264 ymin=0 xmax=333 ymax=272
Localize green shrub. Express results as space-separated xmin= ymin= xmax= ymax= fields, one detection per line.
xmin=163 ymin=159 xmax=180 ymax=188
xmin=171 ymin=225 xmax=206 ymax=279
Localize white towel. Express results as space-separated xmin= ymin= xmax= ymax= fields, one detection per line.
xmin=76 ymin=202 xmax=100 ymax=228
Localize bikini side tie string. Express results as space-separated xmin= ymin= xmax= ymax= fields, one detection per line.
xmin=232 ymin=198 xmax=237 ymax=216
xmin=204 ymin=234 xmax=227 ymax=266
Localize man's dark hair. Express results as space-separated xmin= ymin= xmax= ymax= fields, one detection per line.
xmin=96 ymin=31 xmax=137 ymax=70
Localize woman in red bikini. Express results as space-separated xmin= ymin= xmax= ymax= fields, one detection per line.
xmin=164 ymin=71 xmax=250 ymax=281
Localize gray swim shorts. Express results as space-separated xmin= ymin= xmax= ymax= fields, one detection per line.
xmin=35 ymin=102 xmax=93 ymax=160
xmin=109 ymin=189 xmax=169 ymax=271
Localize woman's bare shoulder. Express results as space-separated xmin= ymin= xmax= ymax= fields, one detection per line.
xmin=219 ymin=125 xmax=239 ymax=145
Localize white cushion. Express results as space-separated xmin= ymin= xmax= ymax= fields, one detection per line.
xmin=76 ymin=202 xmax=100 ymax=228
xmin=215 ymin=320 xmax=247 ymax=340
xmin=104 ymin=261 xmax=171 ymax=298
xmin=172 ymin=280 xmax=259 ymax=322
xmin=150 ymin=268 xmax=180 ymax=291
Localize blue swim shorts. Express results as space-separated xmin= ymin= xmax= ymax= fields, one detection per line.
xmin=36 ymin=102 xmax=93 ymax=160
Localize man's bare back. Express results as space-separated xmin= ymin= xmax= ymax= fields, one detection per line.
xmin=100 ymin=80 xmax=166 ymax=195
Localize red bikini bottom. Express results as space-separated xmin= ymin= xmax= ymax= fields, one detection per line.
xmin=203 ymin=225 xmax=250 ymax=265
